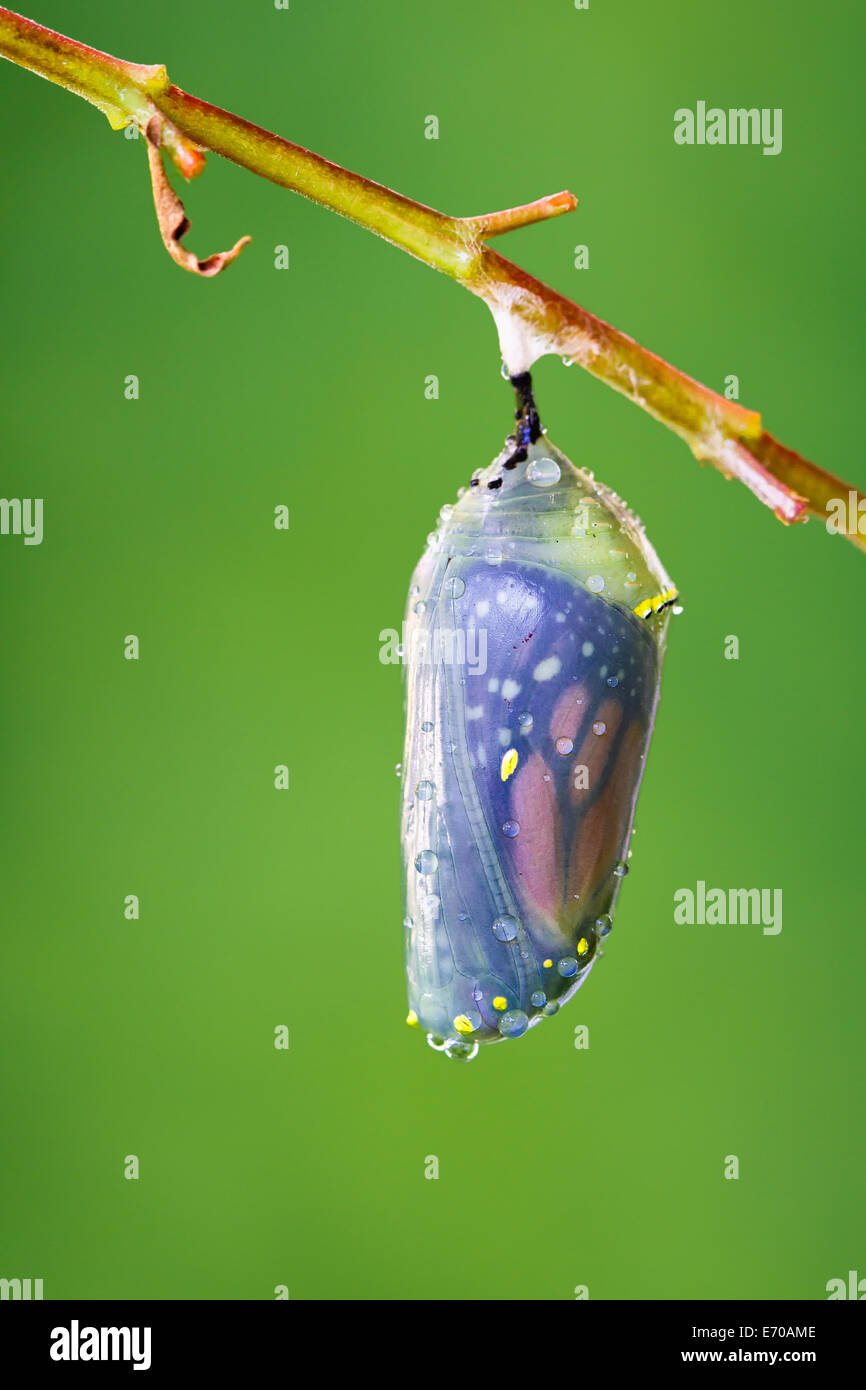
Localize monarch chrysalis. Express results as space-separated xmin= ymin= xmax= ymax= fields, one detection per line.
xmin=401 ymin=376 xmax=678 ymax=1059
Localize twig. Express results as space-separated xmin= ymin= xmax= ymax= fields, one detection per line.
xmin=0 ymin=6 xmax=862 ymax=550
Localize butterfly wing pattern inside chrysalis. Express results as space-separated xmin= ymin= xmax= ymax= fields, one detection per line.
xmin=401 ymin=430 xmax=677 ymax=1059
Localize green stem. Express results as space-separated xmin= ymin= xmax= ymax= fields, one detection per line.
xmin=1 ymin=5 xmax=862 ymax=550
xmin=158 ymin=87 xmax=466 ymax=275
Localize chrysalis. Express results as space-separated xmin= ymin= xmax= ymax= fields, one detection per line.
xmin=401 ymin=375 xmax=678 ymax=1059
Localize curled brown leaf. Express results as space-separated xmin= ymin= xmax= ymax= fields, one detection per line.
xmin=144 ymin=117 xmax=250 ymax=277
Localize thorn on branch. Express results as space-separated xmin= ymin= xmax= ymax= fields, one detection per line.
xmin=464 ymin=190 xmax=578 ymax=240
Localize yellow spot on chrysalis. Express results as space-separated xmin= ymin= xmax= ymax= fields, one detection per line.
xmin=500 ymin=748 xmax=519 ymax=782
xmin=543 ymin=958 xmax=553 ymax=969
xmin=492 ymin=996 xmax=507 ymax=1011
xmin=406 ymin=1010 xmax=420 ymax=1028
xmin=453 ymin=1014 xmax=475 ymax=1034
xmin=577 ymin=937 xmax=589 ymax=956
xmin=633 ymin=586 xmax=678 ymax=619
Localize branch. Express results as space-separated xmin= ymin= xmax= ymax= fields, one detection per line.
xmin=1 ymin=7 xmax=862 ymax=550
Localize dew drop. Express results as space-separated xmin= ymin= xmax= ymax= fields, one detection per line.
xmin=596 ymin=914 xmax=613 ymax=937
xmin=414 ymin=600 xmax=427 ymax=615
xmin=526 ymin=456 xmax=561 ymax=488
xmin=543 ymin=1000 xmax=560 ymax=1016
xmin=443 ymin=575 xmax=465 ymax=599
xmin=592 ymin=721 xmax=607 ymax=736
xmin=518 ymin=711 xmax=534 ymax=731
xmin=606 ymin=675 xmax=619 ymax=688
xmin=421 ymin=720 xmax=434 ymax=734
xmin=555 ymin=736 xmax=574 ymax=756
xmin=416 ymin=780 xmax=435 ymax=802
xmin=530 ymin=989 xmax=547 ymax=1008
xmin=414 ymin=850 xmax=439 ymax=874
xmin=557 ymin=957 xmax=579 ymax=978
xmin=613 ymin=860 xmax=628 ymax=878
xmin=492 ymin=913 xmax=520 ymax=943
xmin=497 ymin=1009 xmax=529 ymax=1038
xmin=502 ymin=820 xmax=520 ymax=838
xmin=586 ymin=574 xmax=605 ymax=593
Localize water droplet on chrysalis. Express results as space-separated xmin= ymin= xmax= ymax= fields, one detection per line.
xmin=497 ymin=1009 xmax=529 ymax=1038
xmin=491 ymin=914 xmax=520 ymax=943
xmin=526 ymin=456 xmax=561 ymax=487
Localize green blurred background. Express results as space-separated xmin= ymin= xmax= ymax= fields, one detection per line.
xmin=1 ymin=0 xmax=863 ymax=1300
